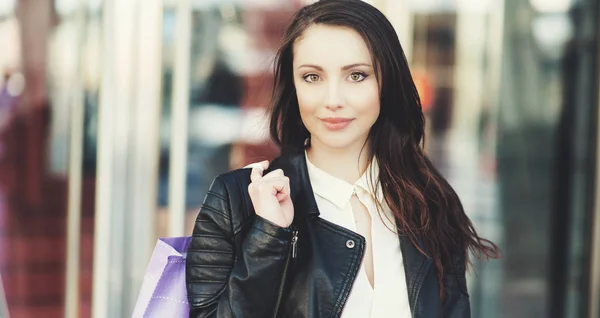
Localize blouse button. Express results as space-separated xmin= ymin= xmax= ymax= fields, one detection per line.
xmin=346 ymin=239 xmax=355 ymax=249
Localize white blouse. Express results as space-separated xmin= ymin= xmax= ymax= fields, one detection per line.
xmin=305 ymin=153 xmax=412 ymax=318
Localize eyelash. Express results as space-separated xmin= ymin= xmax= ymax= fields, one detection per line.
xmin=302 ymin=71 xmax=368 ymax=83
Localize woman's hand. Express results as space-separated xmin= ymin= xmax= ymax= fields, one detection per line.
xmin=247 ymin=161 xmax=294 ymax=228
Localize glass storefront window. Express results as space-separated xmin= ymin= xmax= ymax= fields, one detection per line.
xmin=0 ymin=0 xmax=598 ymax=316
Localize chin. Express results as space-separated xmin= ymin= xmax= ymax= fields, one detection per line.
xmin=313 ymin=134 xmax=364 ymax=150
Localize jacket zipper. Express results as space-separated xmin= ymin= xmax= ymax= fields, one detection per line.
xmin=273 ymin=229 xmax=298 ymax=318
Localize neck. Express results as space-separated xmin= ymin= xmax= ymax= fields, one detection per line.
xmin=306 ymin=139 xmax=371 ymax=184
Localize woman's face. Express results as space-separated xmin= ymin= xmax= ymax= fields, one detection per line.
xmin=293 ymin=24 xmax=380 ymax=152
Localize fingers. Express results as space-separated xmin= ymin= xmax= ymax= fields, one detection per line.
xmin=276 ymin=192 xmax=289 ymax=202
xmin=275 ymin=176 xmax=291 ymax=196
xmin=259 ymin=160 xmax=269 ymax=170
xmin=248 ymin=162 xmax=290 ymax=200
xmin=267 ymin=175 xmax=289 ymax=193
xmin=249 ymin=172 xmax=290 ymax=197
xmin=250 ymin=165 xmax=285 ymax=183
xmin=261 ymin=169 xmax=284 ymax=180
xmin=250 ymin=166 xmax=263 ymax=182
xmin=252 ymin=176 xmax=288 ymax=193
xmin=246 ymin=160 xmax=294 ymax=227
xmin=275 ymin=184 xmax=291 ymax=201
xmin=244 ymin=160 xmax=269 ymax=170
xmin=248 ymin=160 xmax=269 ymax=182
xmin=249 ymin=160 xmax=269 ymax=182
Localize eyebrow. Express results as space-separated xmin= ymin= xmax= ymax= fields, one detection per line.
xmin=297 ymin=63 xmax=372 ymax=71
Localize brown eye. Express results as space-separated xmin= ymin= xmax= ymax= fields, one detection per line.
xmin=304 ymin=74 xmax=320 ymax=83
xmin=349 ymin=72 xmax=367 ymax=82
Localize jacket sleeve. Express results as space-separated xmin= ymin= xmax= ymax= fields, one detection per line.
xmin=442 ymin=252 xmax=471 ymax=318
xmin=186 ymin=176 xmax=294 ymax=318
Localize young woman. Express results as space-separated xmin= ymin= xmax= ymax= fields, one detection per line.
xmin=185 ymin=0 xmax=500 ymax=317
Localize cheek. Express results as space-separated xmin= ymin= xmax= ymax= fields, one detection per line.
xmin=296 ymin=89 xmax=317 ymax=133
xmin=349 ymin=83 xmax=380 ymax=119
xmin=296 ymin=85 xmax=323 ymax=119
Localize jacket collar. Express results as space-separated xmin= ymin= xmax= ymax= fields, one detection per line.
xmin=268 ymin=150 xmax=432 ymax=310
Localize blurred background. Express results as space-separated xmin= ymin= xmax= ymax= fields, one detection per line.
xmin=0 ymin=0 xmax=599 ymax=317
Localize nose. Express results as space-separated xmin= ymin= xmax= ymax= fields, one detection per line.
xmin=325 ymin=81 xmax=343 ymax=111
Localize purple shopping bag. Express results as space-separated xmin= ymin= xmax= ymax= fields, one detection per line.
xmin=132 ymin=236 xmax=192 ymax=318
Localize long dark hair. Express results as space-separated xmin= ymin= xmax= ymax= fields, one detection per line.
xmin=269 ymin=0 xmax=500 ymax=298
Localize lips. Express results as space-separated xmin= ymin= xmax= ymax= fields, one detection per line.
xmin=321 ymin=117 xmax=353 ymax=124
xmin=320 ymin=117 xmax=354 ymax=130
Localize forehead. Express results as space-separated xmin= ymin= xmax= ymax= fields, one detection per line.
xmin=293 ymin=24 xmax=373 ymax=67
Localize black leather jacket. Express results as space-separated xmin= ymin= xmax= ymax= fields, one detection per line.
xmin=186 ymin=151 xmax=471 ymax=317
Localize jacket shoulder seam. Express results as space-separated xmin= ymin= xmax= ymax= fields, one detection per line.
xmin=189 ymin=175 xmax=234 ymax=308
